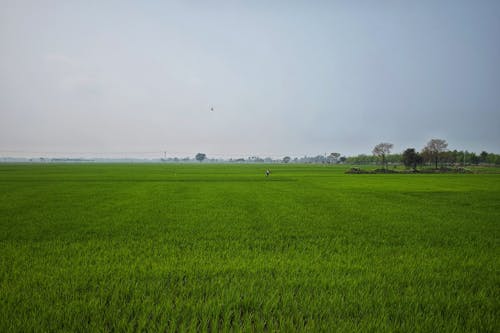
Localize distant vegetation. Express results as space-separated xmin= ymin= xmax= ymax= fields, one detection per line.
xmin=185 ymin=138 xmax=499 ymax=167
xmin=347 ymin=139 xmax=500 ymax=167
xmin=195 ymin=153 xmax=207 ymax=163
xmin=1 ymin=138 xmax=499 ymax=166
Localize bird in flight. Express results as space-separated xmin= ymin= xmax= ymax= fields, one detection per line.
xmin=210 ymin=107 xmax=214 ymax=112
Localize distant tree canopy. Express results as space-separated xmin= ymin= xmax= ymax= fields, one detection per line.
xmin=423 ymin=139 xmax=448 ymax=169
xmin=469 ymin=153 xmax=480 ymax=165
xmin=440 ymin=150 xmax=499 ymax=165
xmin=402 ymin=148 xmax=422 ymax=170
xmin=344 ymin=147 xmax=499 ymax=167
xmin=480 ymin=151 xmax=488 ymax=163
xmin=372 ymin=143 xmax=393 ymax=169
xmin=328 ymin=152 xmax=341 ymax=164
xmin=174 ymin=139 xmax=500 ymax=166
xmin=195 ymin=153 xmax=206 ymax=162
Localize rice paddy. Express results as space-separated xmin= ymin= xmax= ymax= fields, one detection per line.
xmin=0 ymin=163 xmax=498 ymax=332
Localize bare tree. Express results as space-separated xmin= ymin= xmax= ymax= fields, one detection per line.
xmin=423 ymin=139 xmax=448 ymax=169
xmin=282 ymin=156 xmax=291 ymax=163
xmin=372 ymin=143 xmax=393 ymax=170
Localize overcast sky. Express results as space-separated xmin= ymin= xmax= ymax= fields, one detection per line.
xmin=1 ymin=0 xmax=499 ymax=158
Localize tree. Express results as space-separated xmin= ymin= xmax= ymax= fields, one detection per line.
xmin=421 ymin=147 xmax=432 ymax=166
xmin=486 ymin=152 xmax=498 ymax=165
xmin=328 ymin=152 xmax=341 ymax=164
xmin=402 ymin=148 xmax=422 ymax=170
xmin=372 ymin=142 xmax=393 ymax=170
xmin=423 ymin=139 xmax=448 ymax=169
xmin=282 ymin=156 xmax=291 ymax=163
xmin=479 ymin=151 xmax=488 ymax=163
xmin=195 ymin=153 xmax=206 ymax=162
xmin=470 ymin=153 xmax=480 ymax=165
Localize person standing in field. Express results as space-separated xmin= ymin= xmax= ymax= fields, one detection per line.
xmin=265 ymin=169 xmax=270 ymax=177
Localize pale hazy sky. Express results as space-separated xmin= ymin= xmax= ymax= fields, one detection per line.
xmin=1 ymin=0 xmax=499 ymax=158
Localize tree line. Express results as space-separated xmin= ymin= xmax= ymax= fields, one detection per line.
xmin=364 ymin=139 xmax=500 ymax=169
xmin=191 ymin=139 xmax=499 ymax=166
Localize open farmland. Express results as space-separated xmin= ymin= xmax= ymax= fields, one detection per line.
xmin=0 ymin=164 xmax=498 ymax=332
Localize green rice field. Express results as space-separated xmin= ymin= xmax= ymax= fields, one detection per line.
xmin=0 ymin=164 xmax=498 ymax=332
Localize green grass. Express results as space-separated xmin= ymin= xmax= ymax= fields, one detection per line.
xmin=0 ymin=163 xmax=498 ymax=332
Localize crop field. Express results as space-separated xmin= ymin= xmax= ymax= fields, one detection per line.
xmin=0 ymin=163 xmax=498 ymax=332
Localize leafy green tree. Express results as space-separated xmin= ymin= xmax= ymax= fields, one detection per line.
xmin=486 ymin=153 xmax=498 ymax=164
xmin=479 ymin=151 xmax=488 ymax=163
xmin=195 ymin=153 xmax=206 ymax=162
xmin=282 ymin=156 xmax=291 ymax=163
xmin=402 ymin=148 xmax=421 ymax=170
xmin=470 ymin=153 xmax=480 ymax=165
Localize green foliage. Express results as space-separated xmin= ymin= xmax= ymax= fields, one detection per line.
xmin=439 ymin=150 xmax=500 ymax=166
xmin=0 ymin=164 xmax=499 ymax=331
xmin=402 ymin=148 xmax=422 ymax=169
xmin=346 ymin=154 xmax=401 ymax=165
xmin=480 ymin=151 xmax=489 ymax=163
xmin=195 ymin=153 xmax=206 ymax=162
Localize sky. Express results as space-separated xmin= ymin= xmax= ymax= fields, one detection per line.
xmin=1 ymin=0 xmax=499 ymax=159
